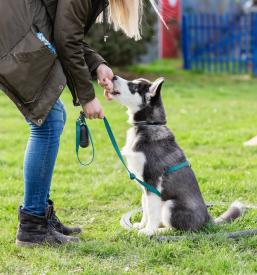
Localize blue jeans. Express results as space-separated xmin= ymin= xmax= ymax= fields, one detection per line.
xmin=23 ymin=99 xmax=66 ymax=216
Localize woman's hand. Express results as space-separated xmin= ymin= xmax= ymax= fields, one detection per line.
xmin=96 ymin=64 xmax=114 ymax=98
xmin=83 ymin=97 xmax=104 ymax=119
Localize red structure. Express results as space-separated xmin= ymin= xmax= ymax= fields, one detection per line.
xmin=160 ymin=0 xmax=181 ymax=58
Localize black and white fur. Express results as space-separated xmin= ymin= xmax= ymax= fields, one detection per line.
xmin=111 ymin=76 xmax=245 ymax=236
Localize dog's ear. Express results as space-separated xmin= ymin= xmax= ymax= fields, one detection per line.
xmin=149 ymin=77 xmax=165 ymax=97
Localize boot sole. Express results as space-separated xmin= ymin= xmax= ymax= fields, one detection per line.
xmin=16 ymin=238 xmax=80 ymax=247
xmin=64 ymin=230 xmax=82 ymax=236
xmin=16 ymin=239 xmax=40 ymax=247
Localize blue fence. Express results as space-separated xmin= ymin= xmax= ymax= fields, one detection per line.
xmin=182 ymin=13 xmax=257 ymax=75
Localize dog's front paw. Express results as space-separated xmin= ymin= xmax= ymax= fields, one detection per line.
xmin=133 ymin=222 xmax=146 ymax=230
xmin=138 ymin=227 xmax=157 ymax=237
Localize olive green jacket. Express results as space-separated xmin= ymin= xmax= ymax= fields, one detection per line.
xmin=0 ymin=0 xmax=108 ymax=126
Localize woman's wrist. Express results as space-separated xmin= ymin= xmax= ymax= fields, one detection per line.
xmin=96 ymin=63 xmax=109 ymax=76
xmin=97 ymin=64 xmax=114 ymax=93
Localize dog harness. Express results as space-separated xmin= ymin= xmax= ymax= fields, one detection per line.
xmin=76 ymin=113 xmax=191 ymax=197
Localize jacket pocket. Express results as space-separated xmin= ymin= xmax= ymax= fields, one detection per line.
xmin=0 ymin=29 xmax=56 ymax=104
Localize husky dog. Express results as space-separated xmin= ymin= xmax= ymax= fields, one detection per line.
xmin=110 ymin=76 xmax=245 ymax=236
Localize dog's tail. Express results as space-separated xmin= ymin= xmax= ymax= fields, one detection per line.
xmin=214 ymin=201 xmax=246 ymax=224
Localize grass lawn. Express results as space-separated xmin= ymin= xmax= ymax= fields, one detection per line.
xmin=0 ymin=60 xmax=257 ymax=274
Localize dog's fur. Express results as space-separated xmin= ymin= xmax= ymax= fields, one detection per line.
xmin=111 ymin=76 xmax=245 ymax=236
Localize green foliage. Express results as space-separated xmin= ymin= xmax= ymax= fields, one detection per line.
xmin=0 ymin=60 xmax=257 ymax=274
xmin=86 ymin=3 xmax=157 ymax=66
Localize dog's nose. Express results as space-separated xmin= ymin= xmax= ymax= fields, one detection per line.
xmin=112 ymin=75 xmax=118 ymax=81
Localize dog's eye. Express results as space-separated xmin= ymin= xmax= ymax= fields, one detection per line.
xmin=133 ymin=83 xmax=140 ymax=91
xmin=128 ymin=83 xmax=139 ymax=93
xmin=134 ymin=85 xmax=139 ymax=92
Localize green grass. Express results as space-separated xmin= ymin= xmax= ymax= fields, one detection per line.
xmin=0 ymin=60 xmax=257 ymax=274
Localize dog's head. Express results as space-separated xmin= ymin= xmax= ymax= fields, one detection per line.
xmin=110 ymin=76 xmax=166 ymax=123
xmin=111 ymin=76 xmax=164 ymax=110
xmin=111 ymin=76 xmax=166 ymax=123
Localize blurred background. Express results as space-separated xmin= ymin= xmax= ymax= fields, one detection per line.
xmin=87 ymin=0 xmax=257 ymax=77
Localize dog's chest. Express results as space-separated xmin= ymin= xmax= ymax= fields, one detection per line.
xmin=122 ymin=128 xmax=146 ymax=181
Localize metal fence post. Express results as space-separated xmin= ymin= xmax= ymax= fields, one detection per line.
xmin=182 ymin=15 xmax=191 ymax=70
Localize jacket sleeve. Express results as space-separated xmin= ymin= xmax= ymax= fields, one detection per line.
xmin=83 ymin=42 xmax=107 ymax=79
xmin=54 ymin=0 xmax=103 ymax=105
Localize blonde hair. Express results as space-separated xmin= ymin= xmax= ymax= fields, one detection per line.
xmin=107 ymin=0 xmax=143 ymax=40
xmin=98 ymin=0 xmax=167 ymax=41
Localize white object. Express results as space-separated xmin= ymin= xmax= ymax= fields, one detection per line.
xmin=244 ymin=135 xmax=257 ymax=146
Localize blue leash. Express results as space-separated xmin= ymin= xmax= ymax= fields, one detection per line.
xmin=76 ymin=114 xmax=191 ymax=197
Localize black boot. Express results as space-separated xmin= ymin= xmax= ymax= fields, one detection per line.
xmin=48 ymin=200 xmax=82 ymax=235
xmin=16 ymin=207 xmax=80 ymax=247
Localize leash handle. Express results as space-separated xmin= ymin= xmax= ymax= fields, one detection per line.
xmin=76 ymin=113 xmax=95 ymax=166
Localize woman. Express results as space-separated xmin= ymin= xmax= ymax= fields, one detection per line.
xmin=0 ymin=0 xmax=144 ymax=246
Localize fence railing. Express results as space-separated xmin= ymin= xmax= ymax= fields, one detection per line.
xmin=182 ymin=13 xmax=257 ymax=75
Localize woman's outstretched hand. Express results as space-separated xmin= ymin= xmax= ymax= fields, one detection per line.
xmin=96 ymin=64 xmax=114 ymax=100
xmin=83 ymin=98 xmax=104 ymax=119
